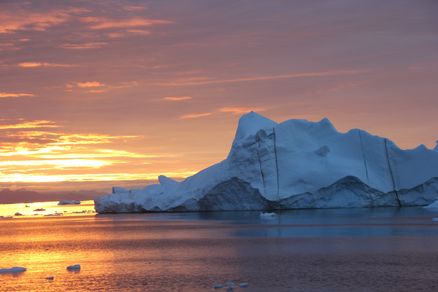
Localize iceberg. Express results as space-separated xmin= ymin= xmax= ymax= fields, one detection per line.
xmin=0 ymin=267 xmax=26 ymax=274
xmin=58 ymin=200 xmax=81 ymax=205
xmin=95 ymin=112 xmax=438 ymax=213
xmin=260 ymin=212 xmax=277 ymax=219
xmin=67 ymin=264 xmax=81 ymax=271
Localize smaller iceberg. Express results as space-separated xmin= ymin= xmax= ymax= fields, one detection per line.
xmin=67 ymin=264 xmax=81 ymax=271
xmin=260 ymin=212 xmax=277 ymax=219
xmin=58 ymin=200 xmax=81 ymax=205
xmin=0 ymin=267 xmax=27 ymax=274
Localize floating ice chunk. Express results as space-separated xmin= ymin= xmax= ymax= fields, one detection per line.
xmin=0 ymin=267 xmax=27 ymax=274
xmin=46 ymin=276 xmax=54 ymax=280
xmin=239 ymin=282 xmax=249 ymax=288
xmin=58 ymin=200 xmax=80 ymax=205
xmin=67 ymin=264 xmax=81 ymax=271
xmin=33 ymin=208 xmax=46 ymax=212
xmin=260 ymin=212 xmax=277 ymax=218
xmin=14 ymin=212 xmax=23 ymax=216
xmin=432 ymin=218 xmax=438 ymax=222
xmin=213 ymin=283 xmax=224 ymax=289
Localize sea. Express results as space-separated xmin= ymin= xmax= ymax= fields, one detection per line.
xmin=1 ymin=202 xmax=438 ymax=291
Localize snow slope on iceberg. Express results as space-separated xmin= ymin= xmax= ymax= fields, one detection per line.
xmin=95 ymin=112 xmax=438 ymax=213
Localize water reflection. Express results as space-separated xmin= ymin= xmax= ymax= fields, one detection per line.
xmin=1 ymin=207 xmax=438 ymax=291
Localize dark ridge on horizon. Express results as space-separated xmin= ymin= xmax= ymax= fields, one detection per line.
xmin=0 ymin=189 xmax=100 ymax=204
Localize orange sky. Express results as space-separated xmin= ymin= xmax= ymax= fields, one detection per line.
xmin=0 ymin=0 xmax=437 ymax=196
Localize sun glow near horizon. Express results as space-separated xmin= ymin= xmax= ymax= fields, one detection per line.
xmin=0 ymin=119 xmax=200 ymax=186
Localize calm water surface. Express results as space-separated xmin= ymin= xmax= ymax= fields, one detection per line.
xmin=1 ymin=206 xmax=438 ymax=291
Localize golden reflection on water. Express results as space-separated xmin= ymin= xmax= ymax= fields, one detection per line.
xmin=0 ymin=216 xmax=120 ymax=291
xmin=0 ymin=214 xmax=239 ymax=291
xmin=0 ymin=200 xmax=96 ymax=218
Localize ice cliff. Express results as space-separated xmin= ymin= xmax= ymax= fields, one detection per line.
xmin=95 ymin=112 xmax=438 ymax=213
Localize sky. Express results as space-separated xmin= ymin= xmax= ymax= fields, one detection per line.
xmin=0 ymin=0 xmax=437 ymax=200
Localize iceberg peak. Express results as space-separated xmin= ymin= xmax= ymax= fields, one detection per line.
xmin=318 ymin=117 xmax=336 ymax=131
xmin=233 ymin=111 xmax=277 ymax=141
xmin=414 ymin=144 xmax=428 ymax=151
xmin=434 ymin=141 xmax=438 ymax=152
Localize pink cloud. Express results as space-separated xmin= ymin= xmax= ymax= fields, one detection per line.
xmin=179 ymin=112 xmax=212 ymax=120
xmin=126 ymin=29 xmax=151 ymax=35
xmin=18 ymin=62 xmax=75 ymax=68
xmin=163 ymin=96 xmax=192 ymax=101
xmin=123 ymin=5 xmax=148 ymax=12
xmin=158 ymin=70 xmax=368 ymax=86
xmin=76 ymin=81 xmax=105 ymax=88
xmin=0 ymin=92 xmax=34 ymax=99
xmin=80 ymin=17 xmax=172 ymax=30
xmin=0 ymin=42 xmax=19 ymax=52
xmin=87 ymin=89 xmax=106 ymax=94
xmin=219 ymin=106 xmax=266 ymax=115
xmin=0 ymin=8 xmax=87 ymax=34
xmin=60 ymin=42 xmax=108 ymax=50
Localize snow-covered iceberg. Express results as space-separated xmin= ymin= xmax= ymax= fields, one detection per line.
xmin=58 ymin=200 xmax=81 ymax=205
xmin=95 ymin=112 xmax=438 ymax=213
xmin=0 ymin=267 xmax=26 ymax=274
xmin=67 ymin=264 xmax=81 ymax=271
